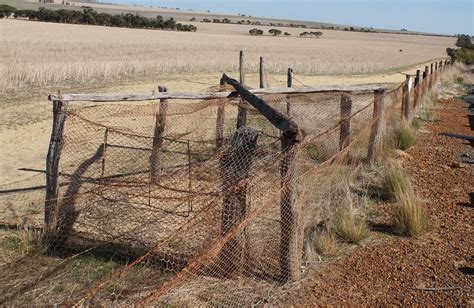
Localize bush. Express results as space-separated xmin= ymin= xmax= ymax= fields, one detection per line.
xmin=249 ymin=28 xmax=263 ymax=36
xmin=269 ymin=28 xmax=282 ymax=36
xmin=393 ymin=189 xmax=430 ymax=237
xmin=393 ymin=127 xmax=416 ymax=150
xmin=334 ymin=204 xmax=370 ymax=243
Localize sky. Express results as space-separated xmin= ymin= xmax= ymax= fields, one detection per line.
xmin=110 ymin=0 xmax=474 ymax=35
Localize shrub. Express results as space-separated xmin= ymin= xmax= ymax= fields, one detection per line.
xmin=269 ymin=29 xmax=282 ymax=36
xmin=313 ymin=232 xmax=340 ymax=257
xmin=249 ymin=28 xmax=263 ymax=36
xmin=334 ymin=204 xmax=370 ymax=243
xmin=393 ymin=127 xmax=416 ymax=150
xmin=393 ymin=189 xmax=430 ymax=237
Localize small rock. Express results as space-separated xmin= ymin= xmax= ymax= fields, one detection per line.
xmin=449 ymin=162 xmax=466 ymax=169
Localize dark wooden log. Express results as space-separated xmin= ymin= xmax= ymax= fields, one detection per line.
xmin=219 ymin=127 xmax=258 ymax=276
xmin=216 ymin=79 xmax=226 ymax=147
xmin=286 ymin=68 xmax=293 ymax=117
xmin=368 ymin=89 xmax=386 ymax=164
xmin=150 ymin=86 xmax=168 ymax=183
xmin=221 ymin=74 xmax=300 ymax=140
xmin=414 ymin=69 xmax=421 ymax=108
xmin=279 ymin=133 xmax=302 ymax=282
xmin=402 ymin=75 xmax=411 ymax=124
xmin=339 ymin=94 xmax=352 ymax=152
xmin=422 ymin=66 xmax=429 ymax=100
xmin=45 ymin=99 xmax=69 ymax=231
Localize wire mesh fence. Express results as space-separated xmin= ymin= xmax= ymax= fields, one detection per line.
xmin=0 ymin=58 xmax=454 ymax=306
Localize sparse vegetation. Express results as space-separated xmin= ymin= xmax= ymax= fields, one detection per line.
xmin=334 ymin=203 xmax=370 ymax=244
xmin=379 ymin=164 xmax=412 ymax=200
xmin=300 ymin=31 xmax=323 ymax=38
xmin=269 ymin=28 xmax=282 ymax=36
xmin=392 ymin=127 xmax=417 ymax=150
xmin=393 ymin=188 xmax=430 ymax=237
xmin=249 ymin=28 xmax=264 ymax=36
xmin=313 ymin=232 xmax=341 ymax=257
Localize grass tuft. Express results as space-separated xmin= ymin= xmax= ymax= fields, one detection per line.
xmin=334 ymin=204 xmax=370 ymax=244
xmin=379 ymin=164 xmax=412 ymax=200
xmin=393 ymin=189 xmax=430 ymax=237
xmin=313 ymin=232 xmax=341 ymax=257
xmin=393 ymin=127 xmax=416 ymax=150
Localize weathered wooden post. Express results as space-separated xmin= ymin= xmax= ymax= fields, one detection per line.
xmin=150 ymin=86 xmax=168 ymax=183
xmin=414 ymin=70 xmax=421 ymax=109
xmin=429 ymin=63 xmax=434 ymax=90
xmin=439 ymin=61 xmax=443 ymax=74
xmin=339 ymin=94 xmax=352 ymax=153
xmin=221 ymin=73 xmax=303 ymax=283
xmin=237 ymin=50 xmax=247 ymax=128
xmin=422 ymin=66 xmax=429 ymax=100
xmin=101 ymin=128 xmax=109 ymax=177
xmin=286 ymin=68 xmax=293 ymax=117
xmin=259 ymin=56 xmax=268 ymax=89
xmin=402 ymin=75 xmax=412 ymax=125
xmin=218 ymin=127 xmax=258 ymax=276
xmin=216 ymin=79 xmax=226 ymax=148
xmin=45 ymin=95 xmax=69 ymax=231
xmin=368 ymin=89 xmax=385 ymax=164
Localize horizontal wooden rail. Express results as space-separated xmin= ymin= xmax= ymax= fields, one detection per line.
xmin=48 ymin=83 xmax=394 ymax=103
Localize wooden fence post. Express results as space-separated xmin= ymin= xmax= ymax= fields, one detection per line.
xmin=221 ymin=73 xmax=303 ymax=282
xmin=101 ymin=128 xmax=109 ymax=177
xmin=414 ymin=70 xmax=421 ymax=109
xmin=259 ymin=56 xmax=267 ymax=89
xmin=219 ymin=127 xmax=258 ymax=276
xmin=429 ymin=63 xmax=434 ymax=90
xmin=367 ymin=89 xmax=385 ymax=164
xmin=422 ymin=66 xmax=429 ymax=100
xmin=45 ymin=98 xmax=69 ymax=231
xmin=402 ymin=75 xmax=411 ymax=124
xmin=339 ymin=94 xmax=352 ymax=152
xmin=286 ymin=68 xmax=293 ymax=117
xmin=237 ymin=50 xmax=247 ymax=128
xmin=150 ymin=86 xmax=168 ymax=183
xmin=216 ymin=79 xmax=226 ymax=148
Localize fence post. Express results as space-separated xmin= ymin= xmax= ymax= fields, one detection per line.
xmin=414 ymin=70 xmax=421 ymax=109
xmin=402 ymin=75 xmax=412 ymax=125
xmin=279 ymin=131 xmax=302 ymax=282
xmin=429 ymin=63 xmax=434 ymax=90
xmin=237 ymin=50 xmax=247 ymax=128
xmin=339 ymin=94 xmax=352 ymax=154
xmin=216 ymin=78 xmax=226 ymax=148
xmin=101 ymin=128 xmax=109 ymax=177
xmin=218 ymin=127 xmax=258 ymax=276
xmin=286 ymin=68 xmax=293 ymax=117
xmin=150 ymin=86 xmax=168 ymax=183
xmin=45 ymin=97 xmax=69 ymax=231
xmin=368 ymin=89 xmax=385 ymax=164
xmin=259 ymin=56 xmax=267 ymax=89
xmin=422 ymin=66 xmax=429 ymax=100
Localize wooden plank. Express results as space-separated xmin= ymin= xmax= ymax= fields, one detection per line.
xmin=218 ymin=127 xmax=258 ymax=276
xmin=45 ymin=99 xmax=69 ymax=231
xmin=150 ymin=86 xmax=168 ymax=184
xmin=221 ymin=74 xmax=300 ymax=139
xmin=367 ymin=89 xmax=386 ymax=164
xmin=48 ymin=84 xmax=394 ymax=103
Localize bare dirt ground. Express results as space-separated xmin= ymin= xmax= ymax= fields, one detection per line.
xmin=280 ymin=94 xmax=473 ymax=305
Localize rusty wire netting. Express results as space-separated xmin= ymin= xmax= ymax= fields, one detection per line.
xmin=0 ymin=62 xmax=451 ymax=306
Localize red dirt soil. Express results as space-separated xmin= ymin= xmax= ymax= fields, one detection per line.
xmin=285 ymin=97 xmax=473 ymax=305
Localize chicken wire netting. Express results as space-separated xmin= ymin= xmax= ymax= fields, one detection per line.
xmin=0 ymin=68 xmax=445 ymax=305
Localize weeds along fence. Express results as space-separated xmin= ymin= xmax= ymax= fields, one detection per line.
xmin=0 ymin=54 xmax=454 ymax=305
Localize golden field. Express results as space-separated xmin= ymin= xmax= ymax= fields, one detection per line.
xmin=0 ymin=18 xmax=455 ymax=186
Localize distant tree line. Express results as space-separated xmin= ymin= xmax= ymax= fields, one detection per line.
xmin=0 ymin=5 xmax=197 ymax=32
xmin=300 ymin=31 xmax=323 ymax=38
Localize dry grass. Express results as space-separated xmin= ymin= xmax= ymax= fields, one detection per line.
xmin=313 ymin=232 xmax=341 ymax=257
xmin=333 ymin=202 xmax=370 ymax=244
xmin=393 ymin=189 xmax=430 ymax=238
xmin=0 ymin=19 xmax=455 ymax=94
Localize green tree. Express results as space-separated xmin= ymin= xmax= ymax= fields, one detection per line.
xmin=269 ymin=28 xmax=282 ymax=36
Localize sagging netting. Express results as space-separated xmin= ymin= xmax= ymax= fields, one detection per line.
xmin=1 ymin=86 xmax=407 ymax=305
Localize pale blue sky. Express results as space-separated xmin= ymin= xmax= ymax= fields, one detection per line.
xmin=110 ymin=0 xmax=473 ymax=35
